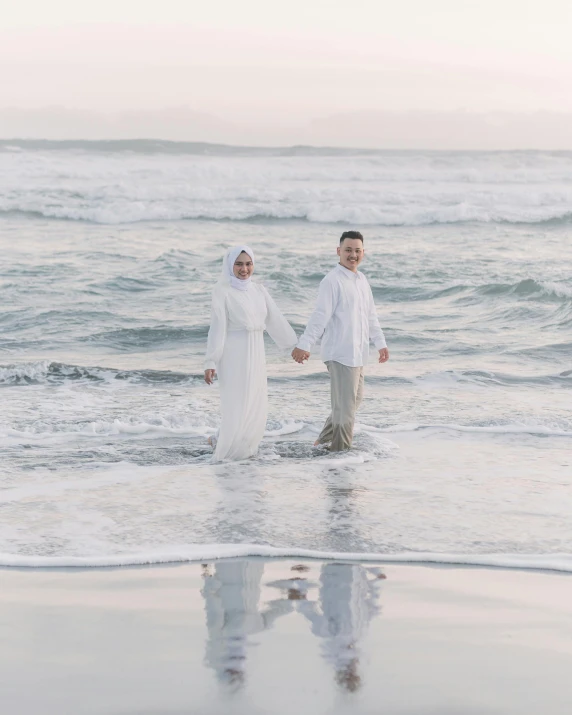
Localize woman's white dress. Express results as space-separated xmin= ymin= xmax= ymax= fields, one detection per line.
xmin=201 ymin=561 xmax=293 ymax=682
xmin=204 ymin=282 xmax=296 ymax=462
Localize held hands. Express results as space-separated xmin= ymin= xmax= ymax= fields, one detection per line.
xmin=204 ymin=369 xmax=216 ymax=385
xmin=291 ymin=347 xmax=310 ymax=364
xmin=291 ymin=348 xmax=387 ymax=363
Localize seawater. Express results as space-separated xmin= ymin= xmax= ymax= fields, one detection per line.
xmin=0 ymin=141 xmax=571 ymax=569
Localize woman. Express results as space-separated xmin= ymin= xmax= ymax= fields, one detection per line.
xmin=204 ymin=245 xmax=297 ymax=461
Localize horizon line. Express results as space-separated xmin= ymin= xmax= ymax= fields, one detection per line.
xmin=3 ymin=138 xmax=572 ymax=153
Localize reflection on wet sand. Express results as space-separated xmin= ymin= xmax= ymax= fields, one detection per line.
xmin=201 ymin=560 xmax=293 ymax=687
xmin=298 ymin=563 xmax=384 ymax=692
xmin=200 ymin=559 xmax=385 ymax=692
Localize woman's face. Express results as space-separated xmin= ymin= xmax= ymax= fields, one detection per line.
xmin=233 ymin=252 xmax=254 ymax=280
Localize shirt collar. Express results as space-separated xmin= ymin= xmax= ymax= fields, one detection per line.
xmin=337 ymin=263 xmax=362 ymax=279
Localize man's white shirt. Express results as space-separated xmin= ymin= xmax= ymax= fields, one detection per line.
xmin=297 ymin=264 xmax=387 ymax=368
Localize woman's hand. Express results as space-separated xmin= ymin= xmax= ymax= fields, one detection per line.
xmin=204 ymin=369 xmax=216 ymax=385
xmin=291 ymin=348 xmax=310 ymax=363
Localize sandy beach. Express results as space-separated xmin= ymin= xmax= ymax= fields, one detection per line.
xmin=1 ymin=559 xmax=572 ymax=714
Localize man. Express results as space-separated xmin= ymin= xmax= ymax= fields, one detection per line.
xmin=292 ymin=230 xmax=389 ymax=451
xmin=297 ymin=562 xmax=383 ymax=692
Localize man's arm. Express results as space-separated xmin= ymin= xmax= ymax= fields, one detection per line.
xmin=367 ymin=285 xmax=389 ymax=363
xmin=296 ymin=277 xmax=337 ymax=354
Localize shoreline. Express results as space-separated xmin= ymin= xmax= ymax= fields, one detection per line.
xmin=2 ymin=559 xmax=572 ymax=714
xmin=2 ymin=546 xmax=572 ymax=574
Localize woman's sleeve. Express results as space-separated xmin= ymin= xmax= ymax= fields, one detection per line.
xmin=204 ymin=290 xmax=227 ymax=370
xmin=261 ymin=286 xmax=298 ymax=350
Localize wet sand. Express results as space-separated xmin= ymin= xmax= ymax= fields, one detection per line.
xmin=1 ymin=559 xmax=572 ymax=714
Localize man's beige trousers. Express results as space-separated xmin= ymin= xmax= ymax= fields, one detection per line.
xmin=317 ymin=361 xmax=364 ymax=451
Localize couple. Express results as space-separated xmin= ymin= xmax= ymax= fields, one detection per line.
xmin=204 ymin=231 xmax=389 ymax=462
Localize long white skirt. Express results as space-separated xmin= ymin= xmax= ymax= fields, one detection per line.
xmin=213 ymin=329 xmax=268 ymax=462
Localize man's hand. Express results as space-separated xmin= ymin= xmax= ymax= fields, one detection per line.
xmin=292 ymin=348 xmax=310 ymax=364
xmin=378 ymin=348 xmax=389 ymax=364
xmin=204 ymin=369 xmax=216 ymax=384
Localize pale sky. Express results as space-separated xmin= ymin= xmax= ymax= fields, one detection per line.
xmin=2 ymin=0 xmax=572 ymax=144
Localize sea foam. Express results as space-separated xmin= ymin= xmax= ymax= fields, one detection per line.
xmin=2 ymin=543 xmax=572 ymax=573
xmin=3 ymin=146 xmax=572 ymax=226
xmin=377 ymin=423 xmax=572 ymax=437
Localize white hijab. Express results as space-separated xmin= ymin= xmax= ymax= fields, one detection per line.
xmin=220 ymin=245 xmax=255 ymax=291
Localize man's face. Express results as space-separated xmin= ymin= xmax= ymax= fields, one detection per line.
xmin=337 ymin=238 xmax=364 ymax=272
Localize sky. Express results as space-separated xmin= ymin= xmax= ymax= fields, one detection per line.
xmin=2 ymin=0 xmax=572 ymax=145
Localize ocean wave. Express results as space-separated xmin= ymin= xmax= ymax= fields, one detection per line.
xmin=3 ymin=144 xmax=572 ymax=227
xmin=477 ymin=278 xmax=572 ymax=300
xmin=3 ymin=140 xmax=572 ymax=171
xmin=515 ymin=341 xmax=572 ymax=357
xmin=0 ymin=361 xmax=199 ymax=386
xmin=373 ymin=279 xmax=572 ymax=304
xmin=3 ymin=361 xmax=570 ymax=392
xmin=85 ymin=325 xmax=208 ymax=350
xmin=0 ymin=413 xmax=314 ymax=446
xmin=1 ymin=543 xmax=572 ymax=572
xmin=410 ymin=369 xmax=572 ymax=388
xmin=376 ymin=422 xmax=572 ymax=437
xmin=0 ymin=418 xmax=215 ymax=446
xmin=3 ymin=206 xmax=572 ymax=227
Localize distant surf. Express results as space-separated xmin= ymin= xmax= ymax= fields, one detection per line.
xmin=2 ymin=144 xmax=572 ymax=226
xmin=3 ymin=207 xmax=572 ymax=227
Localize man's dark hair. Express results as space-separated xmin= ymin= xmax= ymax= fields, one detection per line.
xmin=340 ymin=230 xmax=364 ymax=245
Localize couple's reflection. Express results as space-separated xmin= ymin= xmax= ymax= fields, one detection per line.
xmin=201 ymin=560 xmax=293 ymax=686
xmin=303 ymin=467 xmax=382 ymax=691
xmin=201 ymin=464 xmax=382 ymax=691
xmin=298 ymin=562 xmax=382 ymax=692
xmin=201 ymin=559 xmax=383 ymax=692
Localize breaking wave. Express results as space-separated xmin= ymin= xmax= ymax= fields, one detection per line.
xmin=2 ymin=361 xmax=571 ymax=389
xmin=2 ymin=146 xmax=572 ymax=226
xmin=377 ymin=423 xmax=572 ymax=437
xmin=0 ymin=361 xmax=199 ymax=386
xmin=374 ymin=278 xmax=572 ymax=304
xmin=3 ymin=206 xmax=572 ymax=227
xmin=2 ymin=543 xmax=572 ymax=573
